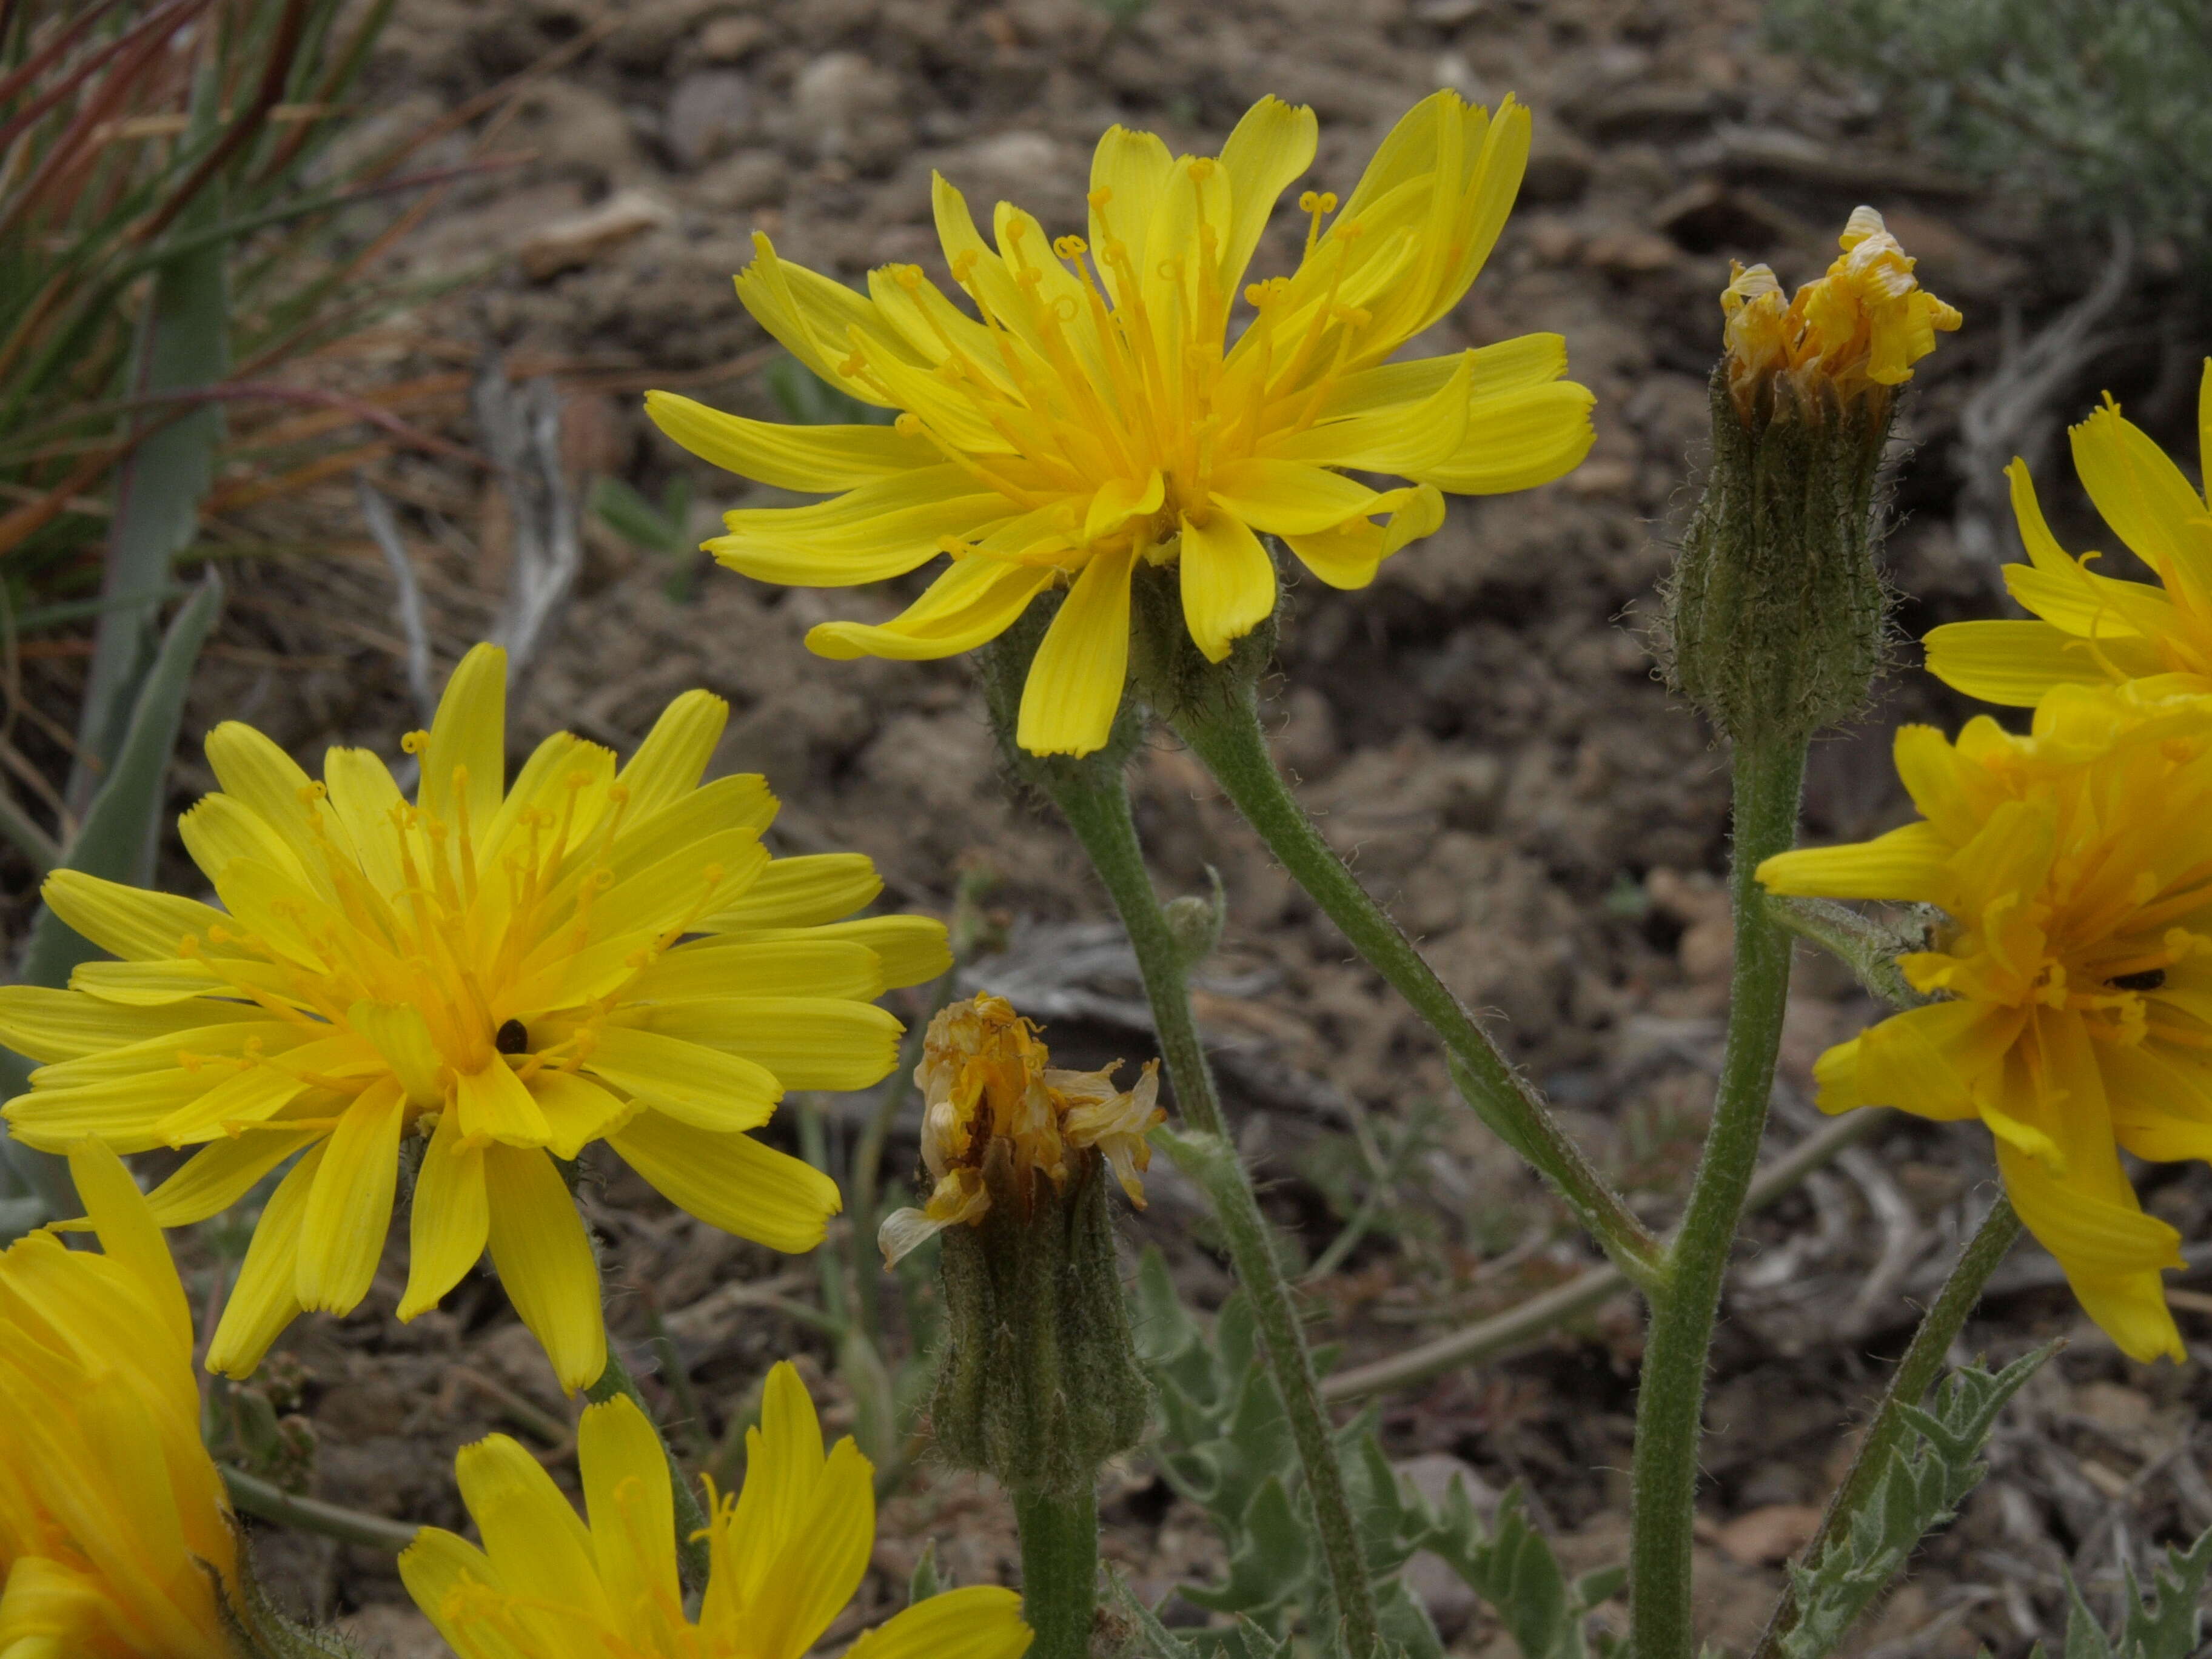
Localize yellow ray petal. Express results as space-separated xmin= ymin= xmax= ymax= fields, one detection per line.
xmin=349 ymin=1000 xmax=447 ymax=1107
xmin=530 ymin=1070 xmax=637 ymax=1161
xmin=398 ymin=1529 xmax=511 ymax=1659
xmin=0 ymin=986 xmax=256 ymax=1064
xmin=452 ymin=1061 xmax=552 ymax=1149
xmin=751 ymin=915 xmax=950 ymax=988
xmin=67 ymin=1141 xmax=192 ymax=1352
xmin=734 ymin=233 xmax=906 ymax=409
xmin=577 ymin=1395 xmax=682 ymax=1641
xmin=207 ymin=1144 xmax=320 ymax=1378
xmin=422 ymin=643 xmax=508 ymax=839
xmin=1410 ymin=378 xmax=1597 ymax=495
xmin=455 ymin=1430 xmax=614 ymax=1623
xmin=1265 ymin=353 xmax=1473 ymax=474
xmin=39 ymin=870 xmax=229 ymax=963
xmin=702 ymin=853 xmax=883 ymax=931
xmin=614 ymin=689 xmax=733 ymax=822
xmin=807 ymin=555 xmax=1057 ymax=663
xmin=2071 ymin=398 xmax=2211 ymax=582
xmin=68 ymin=959 xmax=225 ymax=1005
xmin=295 ymin=1076 xmax=406 ymax=1313
xmin=401 ymin=1108 xmax=489 ymax=1321
xmin=609 ymin=1111 xmax=841 ymax=1251
xmin=613 ymin=998 xmax=902 ymax=1092
xmin=631 ymin=937 xmax=884 ymax=1004
xmin=1086 ymin=124 xmax=1175 ymax=304
xmin=1208 ymin=460 xmax=1392 ymax=537
xmin=483 ymin=1144 xmax=606 ymax=1392
xmin=1179 ymin=511 xmax=1276 ymax=663
xmin=145 ymin=1128 xmax=320 ymax=1227
xmin=1994 ymin=1131 xmax=2182 ymax=1362
xmin=1921 ymin=619 xmax=2136 ymax=707
xmin=1217 ymin=96 xmax=1318 ymax=292
xmin=1016 ymin=541 xmax=1139 ymax=755
xmin=1304 ymin=333 xmax=1568 ymax=424
xmin=843 ymin=1587 xmax=1034 ymax=1659
xmin=1755 ymin=820 xmax=1952 ymax=902
xmin=581 ymin=1026 xmax=781 ymax=1131
xmin=645 ymin=390 xmax=939 ymax=492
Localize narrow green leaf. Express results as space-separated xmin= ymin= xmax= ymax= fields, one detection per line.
xmin=2 ymin=572 xmax=224 ymax=1212
xmin=66 ymin=170 xmax=230 ymax=816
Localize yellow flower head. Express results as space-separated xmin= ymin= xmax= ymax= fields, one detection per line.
xmin=0 ymin=1144 xmax=238 ymax=1659
xmin=1756 ymin=683 xmax=2212 ymax=1362
xmin=0 ymin=644 xmax=950 ymax=1392
xmin=877 ymin=994 xmax=1162 ymax=1265
xmin=1925 ymin=363 xmax=2212 ymax=708
xmin=401 ymin=1361 xmax=1033 ymax=1659
xmin=648 ymin=90 xmax=1595 ymax=756
xmin=1719 ymin=207 xmax=1960 ymax=421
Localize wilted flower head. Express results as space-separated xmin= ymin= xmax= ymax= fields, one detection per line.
xmin=1758 ymin=683 xmax=2212 ymax=1362
xmin=402 ymin=1362 xmax=1033 ymax=1659
xmin=879 ymin=993 xmax=1161 ymax=1265
xmin=0 ymin=643 xmax=947 ymax=1390
xmin=0 ymin=1145 xmax=238 ymax=1659
xmin=1925 ymin=363 xmax=2212 ymax=708
xmin=1720 ymin=207 xmax=1961 ymax=422
xmin=649 ymin=90 xmax=1594 ymax=757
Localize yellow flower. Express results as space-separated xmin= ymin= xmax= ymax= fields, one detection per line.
xmin=1719 ymin=207 xmax=1961 ymax=421
xmin=400 ymin=1361 xmax=1033 ymax=1659
xmin=1924 ymin=363 xmax=2212 ymax=706
xmin=877 ymin=994 xmax=1161 ymax=1265
xmin=1755 ymin=683 xmax=2212 ymax=1362
xmin=647 ymin=90 xmax=1594 ymax=756
xmin=0 ymin=643 xmax=949 ymax=1391
xmin=0 ymin=1143 xmax=238 ymax=1658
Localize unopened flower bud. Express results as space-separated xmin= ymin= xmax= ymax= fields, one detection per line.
xmin=1163 ymin=868 xmax=1227 ymax=968
xmin=882 ymin=994 xmax=1160 ymax=1496
xmin=1663 ymin=208 xmax=1960 ymax=746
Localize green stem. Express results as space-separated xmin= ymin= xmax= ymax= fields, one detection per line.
xmin=1171 ymin=689 xmax=1664 ymax=1292
xmin=221 ymin=1465 xmax=419 ymax=1553
xmin=1628 ymin=736 xmax=1808 ymax=1659
xmin=1047 ymin=766 xmax=1229 ymax=1140
xmin=1044 ymin=760 xmax=1380 ymax=1659
xmin=587 ymin=1346 xmax=713 ymax=1592
xmin=1748 ymin=1194 xmax=2023 ymax=1659
xmin=1014 ymin=1484 xmax=1101 ymax=1659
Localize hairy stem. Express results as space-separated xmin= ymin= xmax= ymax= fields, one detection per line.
xmin=1628 ymin=736 xmax=1808 ymax=1659
xmin=1045 ymin=760 xmax=1379 ymax=1659
xmin=1749 ymin=1195 xmax=2024 ymax=1659
xmin=1171 ymin=687 xmax=1664 ymax=1292
xmin=587 ymin=1346 xmax=713 ymax=1592
xmin=1014 ymin=1484 xmax=1101 ymax=1659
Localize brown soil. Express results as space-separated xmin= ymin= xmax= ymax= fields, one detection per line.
xmin=14 ymin=0 xmax=2212 ymax=1654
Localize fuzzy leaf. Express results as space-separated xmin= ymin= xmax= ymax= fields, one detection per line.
xmin=1780 ymin=1344 xmax=2054 ymax=1659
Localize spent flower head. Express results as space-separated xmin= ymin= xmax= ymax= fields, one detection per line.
xmin=878 ymin=992 xmax=1162 ymax=1266
xmin=649 ymin=90 xmax=1594 ymax=757
xmin=401 ymin=1361 xmax=1033 ymax=1659
xmin=1758 ymin=683 xmax=2212 ymax=1362
xmin=0 ymin=644 xmax=948 ymax=1390
xmin=0 ymin=1145 xmax=240 ymax=1659
xmin=1720 ymin=207 xmax=1961 ymax=423
xmin=1925 ymin=363 xmax=2212 ymax=707
xmin=1663 ymin=207 xmax=1962 ymax=746
xmin=882 ymin=994 xmax=1159 ymax=1495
